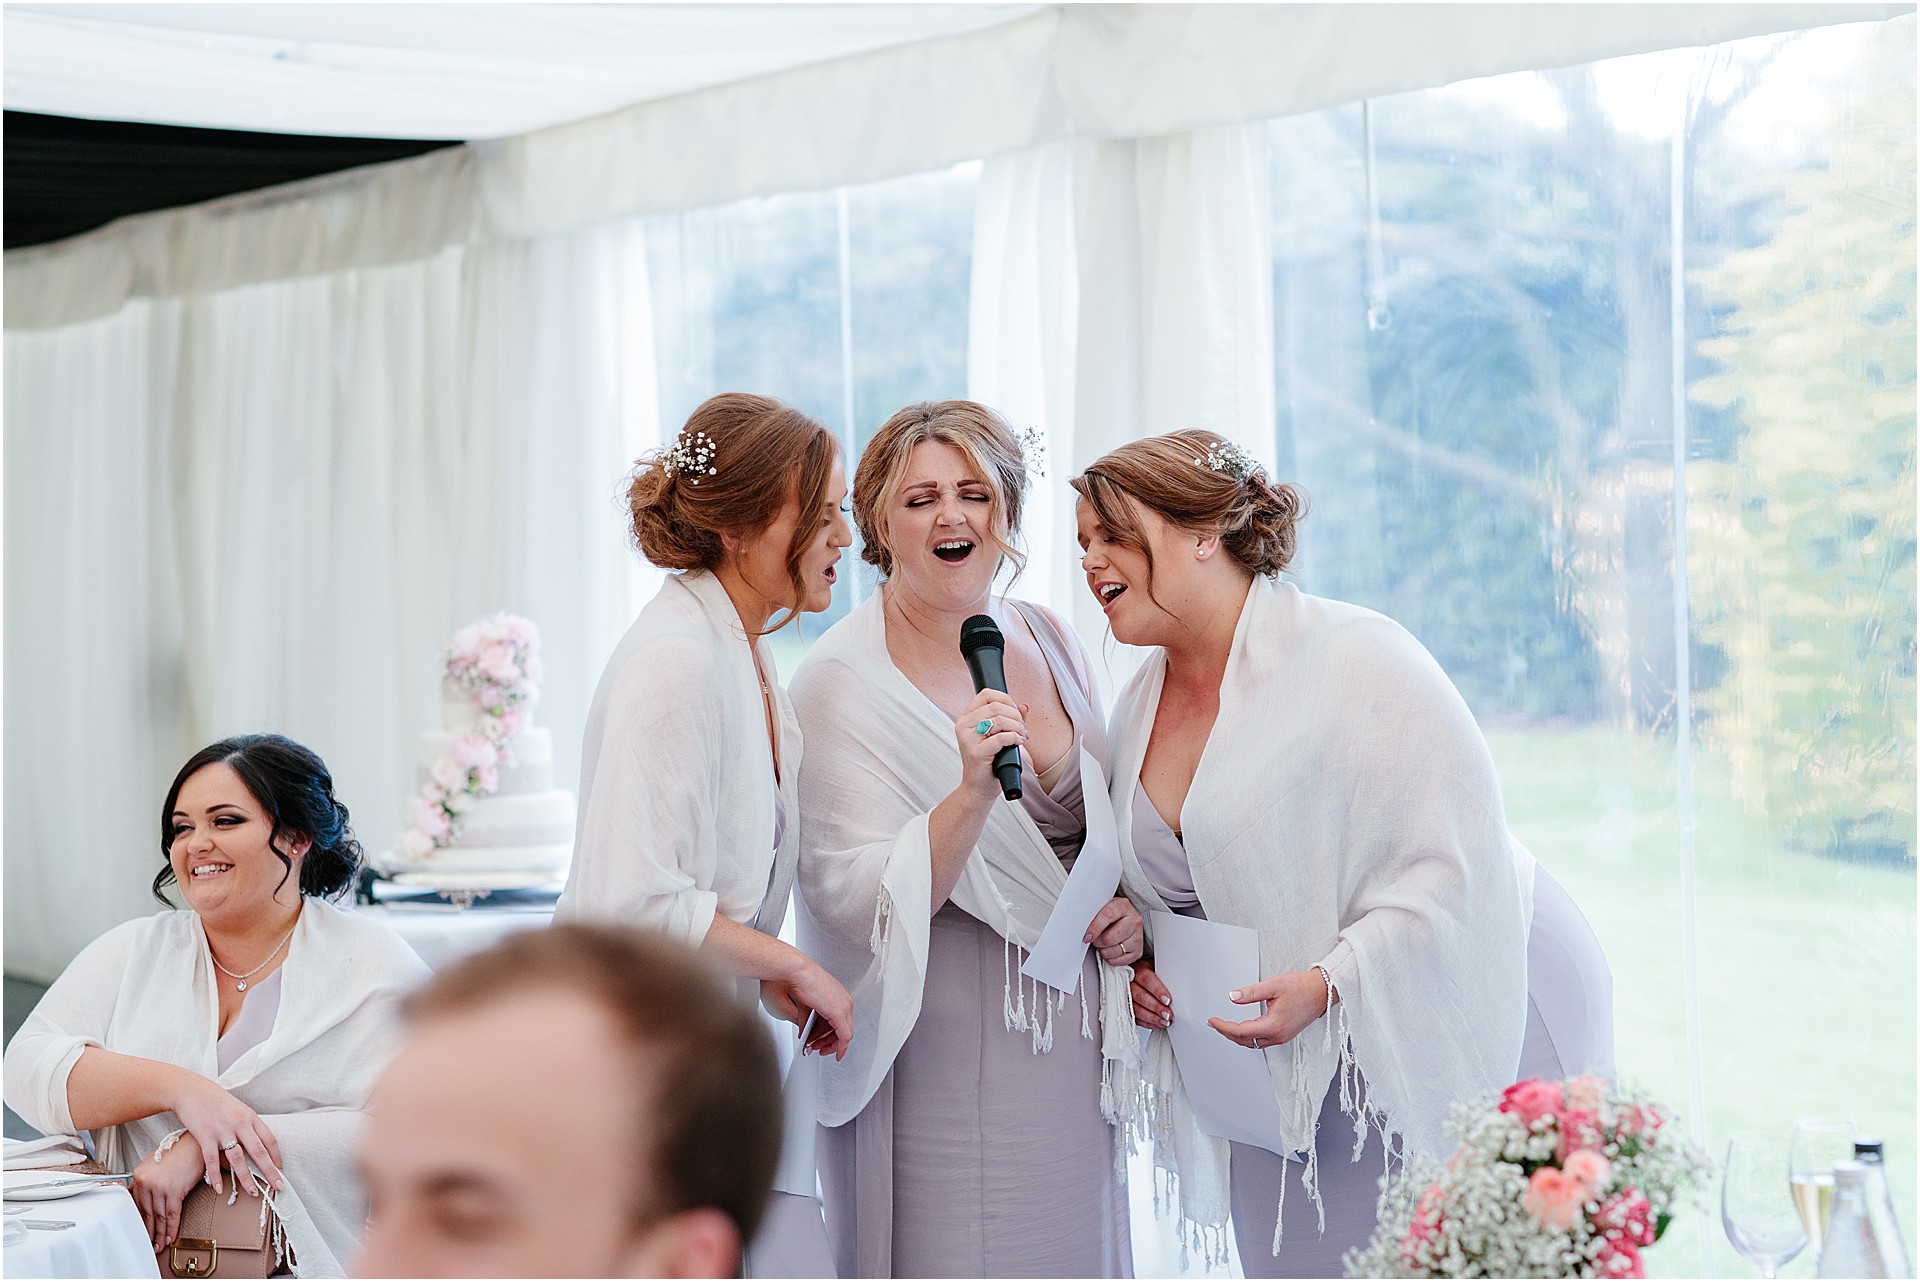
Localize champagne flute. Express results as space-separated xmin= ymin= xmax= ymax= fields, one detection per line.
xmin=1723 ymin=1131 xmax=1807 ymax=1278
xmin=1789 ymin=1117 xmax=1856 ymax=1257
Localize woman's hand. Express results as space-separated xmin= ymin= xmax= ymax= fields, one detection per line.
xmin=760 ymin=956 xmax=855 ymax=1062
xmin=952 ymin=688 xmax=1028 ymax=802
xmin=1207 ymin=968 xmax=1338 ymax=1050
xmin=131 ymin=1132 xmax=212 ymax=1252
xmin=1084 ymin=897 xmax=1145 ymax=968
xmin=1130 ymin=960 xmax=1173 ymax=1030
xmin=166 ymin=1070 xmax=285 ymax=1197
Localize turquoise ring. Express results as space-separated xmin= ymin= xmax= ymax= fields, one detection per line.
xmin=975 ymin=718 xmax=994 ymax=737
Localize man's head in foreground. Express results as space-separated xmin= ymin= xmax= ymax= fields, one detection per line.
xmin=354 ymin=923 xmax=783 ymax=1278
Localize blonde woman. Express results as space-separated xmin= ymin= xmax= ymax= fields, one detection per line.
xmin=1074 ymin=429 xmax=1612 ymax=1277
xmin=792 ymin=401 xmax=1139 ymax=1278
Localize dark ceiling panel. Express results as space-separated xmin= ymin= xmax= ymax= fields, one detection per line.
xmin=4 ymin=111 xmax=458 ymax=250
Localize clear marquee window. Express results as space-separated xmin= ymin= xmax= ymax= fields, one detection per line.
xmin=635 ymin=19 xmax=1913 ymax=1277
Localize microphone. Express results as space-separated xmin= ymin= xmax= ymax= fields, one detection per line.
xmin=959 ymin=614 xmax=1023 ymax=800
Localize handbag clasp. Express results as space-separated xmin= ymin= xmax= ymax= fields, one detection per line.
xmin=169 ymin=1237 xmax=218 ymax=1276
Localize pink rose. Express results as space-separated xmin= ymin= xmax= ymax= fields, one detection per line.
xmin=1617 ymin=1103 xmax=1664 ymax=1139
xmin=1564 ymin=1075 xmax=1609 ymax=1114
xmin=497 ymin=707 xmax=527 ymax=740
xmin=478 ymin=683 xmax=506 ymax=711
xmin=451 ymin=734 xmax=499 ymax=771
xmin=1563 ymin=1148 xmax=1612 ymax=1195
xmin=1525 ymin=1166 xmax=1587 ymax=1229
xmin=429 ymin=756 xmax=467 ymax=792
xmin=474 ymin=764 xmax=499 ymax=794
xmin=1594 ymin=1233 xmax=1645 ymax=1278
xmin=1595 ymin=1189 xmax=1655 ymax=1247
xmin=1558 ymin=1108 xmax=1606 ymax=1163
xmin=1500 ymin=1078 xmax=1565 ymax=1127
xmin=410 ymin=800 xmax=452 ymax=839
xmin=1400 ymin=1183 xmax=1446 ymax=1266
xmin=479 ymin=650 xmax=519 ymax=683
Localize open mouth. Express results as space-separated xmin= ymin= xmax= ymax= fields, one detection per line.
xmin=933 ymin=539 xmax=975 ymax=564
xmin=1097 ymin=582 xmax=1128 ymax=609
xmin=190 ymin=862 xmax=234 ymax=879
xmin=822 ymin=564 xmax=837 ymax=583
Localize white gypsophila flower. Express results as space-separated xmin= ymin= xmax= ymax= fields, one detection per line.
xmin=1192 ymin=437 xmax=1260 ymax=482
xmin=662 ymin=429 xmax=719 ymax=484
xmin=1016 ymin=424 xmax=1049 ymax=477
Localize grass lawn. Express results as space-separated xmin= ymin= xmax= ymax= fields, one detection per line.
xmin=1490 ymin=726 xmax=1915 ymax=1279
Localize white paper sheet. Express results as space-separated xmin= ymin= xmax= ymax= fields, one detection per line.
xmin=1020 ymin=745 xmax=1122 ymax=994
xmin=1148 ymin=909 xmax=1292 ymax=1156
xmin=771 ymin=1013 xmax=821 ymax=1197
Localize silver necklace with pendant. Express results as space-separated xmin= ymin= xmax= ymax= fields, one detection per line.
xmin=210 ymin=923 xmax=297 ymax=991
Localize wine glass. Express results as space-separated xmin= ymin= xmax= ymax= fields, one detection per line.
xmin=1724 ymin=1131 xmax=1808 ymax=1277
xmin=1788 ymin=1117 xmax=1856 ymax=1258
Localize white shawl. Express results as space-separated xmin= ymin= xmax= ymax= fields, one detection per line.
xmin=2 ymin=899 xmax=429 ymax=1277
xmin=1110 ymin=577 xmax=1533 ymax=1247
xmin=791 ymin=592 xmax=1136 ymax=1128
xmin=557 ymin=569 xmax=801 ymax=943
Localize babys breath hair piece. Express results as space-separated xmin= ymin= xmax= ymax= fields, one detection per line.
xmin=662 ymin=430 xmax=720 ymax=485
xmin=1194 ymin=438 xmax=1260 ymax=482
xmin=1017 ymin=424 xmax=1049 ymax=478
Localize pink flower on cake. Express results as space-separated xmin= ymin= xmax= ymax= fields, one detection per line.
xmin=474 ymin=764 xmax=499 ymax=794
xmin=497 ymin=707 xmax=527 ymax=740
xmin=1499 ymin=1077 xmax=1564 ymax=1127
xmin=1525 ymin=1167 xmax=1587 ymax=1229
xmin=444 ymin=790 xmax=476 ymax=816
xmin=479 ymin=648 xmax=519 ymax=684
xmin=1563 ymin=1148 xmax=1612 ymax=1195
xmin=477 ymin=684 xmax=506 ymax=712
xmin=411 ymin=800 xmax=452 ymax=840
xmin=451 ymin=734 xmax=498 ymax=770
xmin=430 ymin=756 xmax=467 ymax=793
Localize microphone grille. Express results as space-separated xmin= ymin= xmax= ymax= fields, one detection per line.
xmin=958 ymin=613 xmax=1004 ymax=655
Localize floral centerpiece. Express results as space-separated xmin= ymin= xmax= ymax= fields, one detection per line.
xmin=1346 ymin=1075 xmax=1713 ymax=1279
xmin=394 ymin=612 xmax=542 ymax=862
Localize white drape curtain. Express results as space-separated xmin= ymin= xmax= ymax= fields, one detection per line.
xmin=968 ymin=123 xmax=1276 ymax=697
xmin=3 ymin=223 xmax=657 ymax=980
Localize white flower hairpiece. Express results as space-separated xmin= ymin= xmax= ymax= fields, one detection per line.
xmin=1017 ymin=424 xmax=1049 ymax=478
xmin=1194 ymin=438 xmax=1260 ymax=483
xmin=662 ymin=430 xmax=719 ymax=485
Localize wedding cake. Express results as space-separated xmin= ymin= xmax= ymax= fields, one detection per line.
xmin=379 ymin=613 xmax=574 ymax=882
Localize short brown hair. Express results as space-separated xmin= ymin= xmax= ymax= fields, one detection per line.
xmin=627 ymin=392 xmax=838 ymax=634
xmin=1071 ymin=429 xmax=1307 ymax=591
xmin=852 ymin=400 xmax=1031 ymax=581
xmin=403 ymin=924 xmax=782 ymax=1240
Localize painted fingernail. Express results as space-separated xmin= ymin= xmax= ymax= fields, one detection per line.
xmin=1229 ymin=989 xmax=1242 ymax=1001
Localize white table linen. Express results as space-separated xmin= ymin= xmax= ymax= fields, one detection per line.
xmin=352 ymin=901 xmax=554 ymax=971
xmin=3 ymin=1185 xmax=159 ymax=1279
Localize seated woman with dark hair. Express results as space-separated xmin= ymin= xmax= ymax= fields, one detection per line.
xmin=3 ymin=734 xmax=429 ymax=1276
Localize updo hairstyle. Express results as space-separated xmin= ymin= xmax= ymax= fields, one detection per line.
xmin=155 ymin=733 xmax=363 ymax=905
xmin=1070 ymin=429 xmax=1306 ymax=590
xmin=627 ymin=393 xmax=838 ymax=633
xmin=852 ymin=401 xmax=1032 ymax=581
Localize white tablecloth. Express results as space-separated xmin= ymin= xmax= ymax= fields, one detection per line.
xmin=4 ymin=1185 xmax=159 ymax=1279
xmin=353 ymin=900 xmax=555 ymax=970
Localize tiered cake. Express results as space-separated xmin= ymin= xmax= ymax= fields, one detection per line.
xmin=380 ymin=613 xmax=574 ymax=883
xmin=399 ymin=694 xmax=575 ymax=874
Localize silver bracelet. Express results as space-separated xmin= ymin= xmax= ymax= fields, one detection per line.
xmin=1312 ymin=964 xmax=1335 ymax=1018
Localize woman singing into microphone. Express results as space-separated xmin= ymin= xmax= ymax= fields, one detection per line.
xmin=792 ymin=401 xmax=1140 ymax=1278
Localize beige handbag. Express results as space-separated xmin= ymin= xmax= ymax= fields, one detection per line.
xmin=158 ymin=1184 xmax=284 ymax=1278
